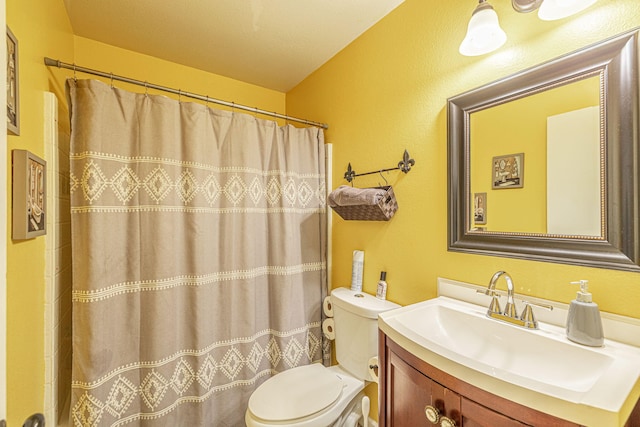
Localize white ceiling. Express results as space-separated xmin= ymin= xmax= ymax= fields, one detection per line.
xmin=63 ymin=0 xmax=405 ymax=92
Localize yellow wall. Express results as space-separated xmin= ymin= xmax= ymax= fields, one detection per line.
xmin=6 ymin=0 xmax=73 ymax=424
xmin=5 ymin=0 xmax=640 ymax=424
xmin=287 ymin=7 xmax=640 ymax=416
xmin=5 ymin=2 xmax=286 ymax=424
xmin=287 ymin=0 xmax=640 ymax=310
xmin=288 ymin=0 xmax=640 ymax=314
xmin=470 ymin=76 xmax=600 ymax=233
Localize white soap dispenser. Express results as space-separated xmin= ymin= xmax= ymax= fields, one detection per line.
xmin=566 ymin=280 xmax=604 ymax=347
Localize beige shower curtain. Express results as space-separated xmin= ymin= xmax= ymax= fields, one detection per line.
xmin=67 ymin=79 xmax=328 ymax=427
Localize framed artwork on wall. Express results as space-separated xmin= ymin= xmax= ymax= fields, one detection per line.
xmin=12 ymin=150 xmax=46 ymax=239
xmin=473 ymin=192 xmax=487 ymax=225
xmin=492 ymin=153 xmax=524 ymax=189
xmin=7 ymin=26 xmax=19 ymax=136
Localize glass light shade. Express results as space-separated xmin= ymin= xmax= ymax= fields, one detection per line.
xmin=459 ymin=4 xmax=507 ymax=56
xmin=538 ymin=0 xmax=597 ymax=20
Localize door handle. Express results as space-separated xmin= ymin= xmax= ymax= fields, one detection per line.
xmin=23 ymin=414 xmax=45 ymax=427
xmin=0 ymin=413 xmax=45 ymax=427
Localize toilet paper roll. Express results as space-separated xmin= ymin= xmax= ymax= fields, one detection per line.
xmin=323 ymin=296 xmax=334 ymax=317
xmin=322 ymin=318 xmax=336 ymax=340
xmin=367 ymin=356 xmax=379 ymax=383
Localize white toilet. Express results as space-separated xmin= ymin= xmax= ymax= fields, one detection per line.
xmin=245 ymin=287 xmax=400 ymax=427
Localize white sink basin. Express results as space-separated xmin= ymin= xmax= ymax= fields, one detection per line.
xmin=379 ymin=296 xmax=640 ymax=415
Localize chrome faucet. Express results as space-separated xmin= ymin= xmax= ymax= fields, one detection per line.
xmin=480 ymin=271 xmax=552 ymax=329
xmin=487 ymin=270 xmax=517 ymax=318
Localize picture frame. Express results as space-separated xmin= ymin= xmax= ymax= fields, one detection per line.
xmin=473 ymin=192 xmax=487 ymax=225
xmin=12 ymin=150 xmax=46 ymax=239
xmin=492 ymin=153 xmax=524 ymax=189
xmin=7 ymin=26 xmax=19 ymax=136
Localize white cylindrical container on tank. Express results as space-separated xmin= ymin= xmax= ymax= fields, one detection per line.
xmin=350 ymin=250 xmax=364 ymax=292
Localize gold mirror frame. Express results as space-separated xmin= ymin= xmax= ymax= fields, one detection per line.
xmin=447 ymin=29 xmax=640 ymax=272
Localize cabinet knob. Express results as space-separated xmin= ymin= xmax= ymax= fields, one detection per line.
xmin=424 ymin=405 xmax=440 ymax=424
xmin=440 ymin=416 xmax=457 ymax=427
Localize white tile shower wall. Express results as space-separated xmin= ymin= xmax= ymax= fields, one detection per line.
xmin=44 ymin=92 xmax=56 ymax=425
xmin=44 ymin=92 xmax=73 ymax=426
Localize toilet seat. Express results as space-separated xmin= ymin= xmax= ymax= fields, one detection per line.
xmin=248 ymin=363 xmax=344 ymax=422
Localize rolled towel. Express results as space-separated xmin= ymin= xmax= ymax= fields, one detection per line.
xmin=328 ymin=185 xmax=387 ymax=207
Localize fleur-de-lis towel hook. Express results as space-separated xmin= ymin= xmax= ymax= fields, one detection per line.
xmin=343 ymin=149 xmax=415 ymax=183
xmin=399 ymin=149 xmax=415 ymax=173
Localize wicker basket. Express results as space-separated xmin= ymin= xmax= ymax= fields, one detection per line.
xmin=330 ymin=186 xmax=398 ymax=221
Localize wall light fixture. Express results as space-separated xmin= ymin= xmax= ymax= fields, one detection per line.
xmin=460 ymin=0 xmax=598 ymax=56
xmin=459 ymin=0 xmax=507 ymax=56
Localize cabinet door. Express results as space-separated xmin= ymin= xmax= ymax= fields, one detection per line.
xmin=387 ymin=349 xmax=461 ymax=426
xmin=381 ymin=334 xmax=591 ymax=427
xmin=461 ymin=397 xmax=531 ymax=427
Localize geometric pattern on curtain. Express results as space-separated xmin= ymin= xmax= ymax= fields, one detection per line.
xmin=67 ymin=79 xmax=328 ymax=426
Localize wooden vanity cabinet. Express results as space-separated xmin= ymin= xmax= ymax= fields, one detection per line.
xmin=379 ymin=331 xmax=640 ymax=427
xmin=379 ymin=331 xmax=582 ymax=427
xmin=386 ymin=347 xmax=461 ymax=426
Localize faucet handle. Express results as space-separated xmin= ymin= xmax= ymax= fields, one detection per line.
xmin=520 ymin=300 xmax=554 ymax=311
xmin=519 ymin=303 xmax=537 ymax=328
xmin=519 ymin=300 xmax=553 ymax=329
xmin=488 ymin=295 xmax=501 ymax=315
xmin=476 ymin=289 xmax=502 ymax=314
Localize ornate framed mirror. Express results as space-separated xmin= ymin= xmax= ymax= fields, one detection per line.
xmin=447 ymin=29 xmax=640 ymax=272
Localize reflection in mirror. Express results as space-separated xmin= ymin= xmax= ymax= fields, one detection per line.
xmin=469 ymin=75 xmax=603 ymax=237
xmin=447 ymin=29 xmax=640 ymax=272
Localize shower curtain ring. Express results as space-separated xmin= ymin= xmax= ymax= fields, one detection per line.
xmin=109 ymin=73 xmax=114 ymax=88
xmin=144 ymin=81 xmax=149 ymax=97
xmin=72 ymin=64 xmax=77 ymax=82
xmin=178 ymin=89 xmax=182 ymax=103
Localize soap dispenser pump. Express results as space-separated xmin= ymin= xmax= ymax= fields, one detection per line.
xmin=566 ymin=280 xmax=604 ymax=347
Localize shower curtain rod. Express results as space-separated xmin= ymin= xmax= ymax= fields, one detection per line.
xmin=43 ymin=57 xmax=329 ymax=129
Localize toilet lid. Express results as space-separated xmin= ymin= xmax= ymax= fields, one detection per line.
xmin=248 ymin=364 xmax=343 ymax=421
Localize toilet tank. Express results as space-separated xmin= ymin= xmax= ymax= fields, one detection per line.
xmin=330 ymin=287 xmax=400 ymax=381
